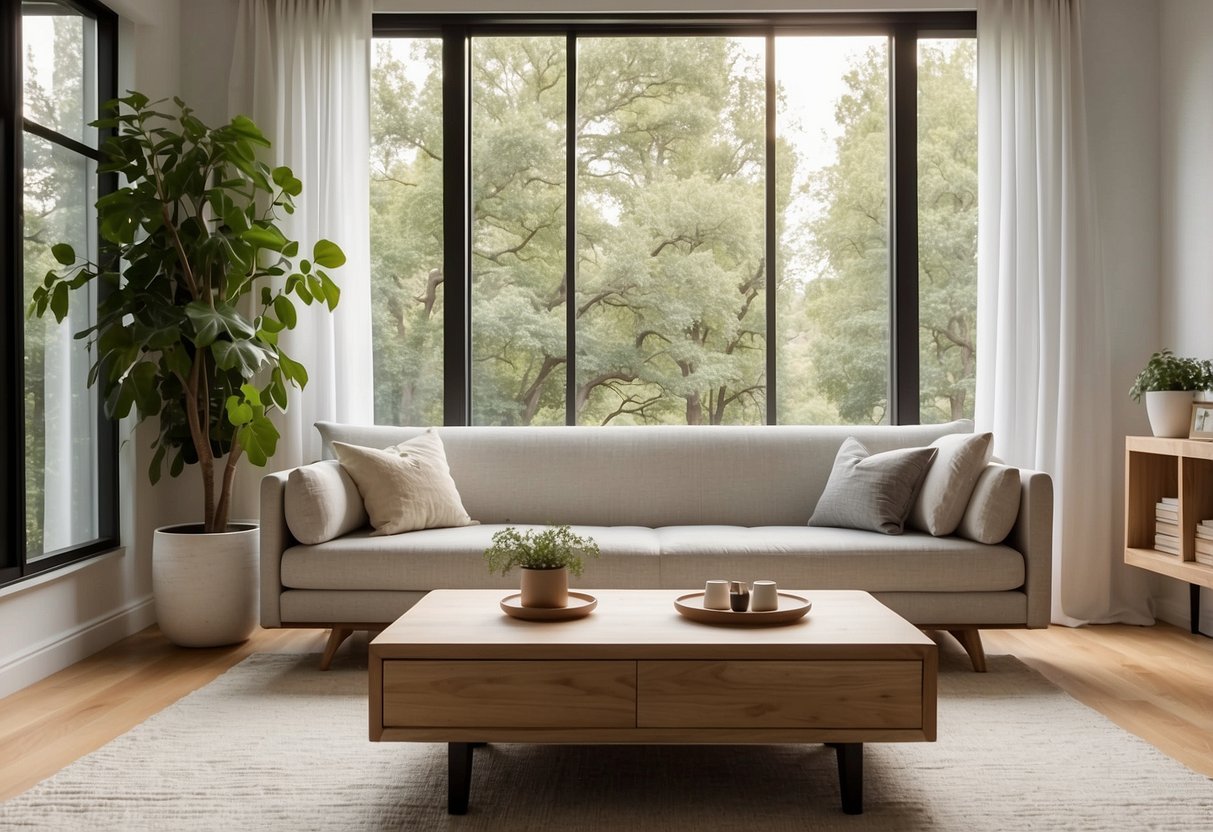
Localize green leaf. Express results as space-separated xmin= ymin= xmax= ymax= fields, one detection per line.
xmin=185 ymin=301 xmax=256 ymax=347
xmin=128 ymin=361 xmax=162 ymax=416
xmin=225 ymin=394 xmax=254 ymax=427
xmin=148 ymin=444 xmax=166 ymax=486
xmin=227 ymin=114 xmax=270 ymax=146
xmin=49 ymin=283 xmax=69 ymax=322
xmin=239 ymin=383 xmax=263 ymax=407
xmin=238 ymin=413 xmax=280 ymax=467
xmin=241 ymin=224 xmax=288 ymax=252
xmin=318 ymin=272 xmax=341 ymax=311
xmin=312 ymin=240 xmax=346 ymax=269
xmin=51 ymin=243 xmax=76 ymax=266
xmin=211 ymin=339 xmax=271 ymax=377
xmin=273 ymin=295 xmax=297 ymax=329
xmin=278 ymin=351 xmax=309 ymax=389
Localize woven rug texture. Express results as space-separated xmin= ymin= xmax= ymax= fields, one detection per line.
xmin=2 ymin=649 xmax=1212 ymax=831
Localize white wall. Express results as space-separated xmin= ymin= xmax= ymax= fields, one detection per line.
xmin=1159 ymin=0 xmax=1213 ymax=633
xmin=0 ymin=0 xmax=182 ymax=699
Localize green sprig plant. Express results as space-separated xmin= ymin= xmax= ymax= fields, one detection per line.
xmin=484 ymin=525 xmax=601 ymax=576
xmin=1129 ymin=349 xmax=1213 ymax=402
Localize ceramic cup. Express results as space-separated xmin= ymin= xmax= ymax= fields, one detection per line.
xmin=729 ymin=580 xmax=750 ymax=612
xmin=704 ymin=579 xmax=731 ymax=610
xmin=751 ymin=580 xmax=779 ymax=612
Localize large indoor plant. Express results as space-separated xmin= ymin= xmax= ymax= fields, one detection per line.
xmin=29 ymin=93 xmax=345 ymax=646
xmin=484 ymin=525 xmax=600 ymax=608
xmin=1129 ymin=349 xmax=1213 ymax=438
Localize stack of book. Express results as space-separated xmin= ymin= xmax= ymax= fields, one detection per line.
xmin=1155 ymin=498 xmax=1180 ymax=555
xmin=1196 ymin=520 xmax=1213 ymax=566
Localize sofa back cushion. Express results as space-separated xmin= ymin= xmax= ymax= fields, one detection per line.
xmin=284 ymin=460 xmax=368 ymax=544
xmin=314 ymin=421 xmax=972 ymax=527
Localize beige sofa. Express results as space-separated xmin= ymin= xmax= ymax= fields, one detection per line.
xmin=259 ymin=420 xmax=1052 ymax=671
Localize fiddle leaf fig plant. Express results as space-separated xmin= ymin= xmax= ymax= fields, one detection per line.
xmin=28 ymin=92 xmax=345 ymax=533
xmin=1129 ymin=349 xmax=1213 ymax=401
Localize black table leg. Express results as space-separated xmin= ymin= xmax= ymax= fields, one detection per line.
xmin=834 ymin=742 xmax=864 ymax=815
xmin=448 ymin=742 xmax=474 ymax=814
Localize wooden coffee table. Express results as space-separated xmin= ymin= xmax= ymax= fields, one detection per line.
xmin=369 ymin=589 xmax=936 ymax=815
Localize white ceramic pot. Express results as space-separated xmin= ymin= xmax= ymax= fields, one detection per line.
xmin=1145 ymin=390 xmax=1195 ymax=438
xmin=153 ymin=522 xmax=259 ymax=648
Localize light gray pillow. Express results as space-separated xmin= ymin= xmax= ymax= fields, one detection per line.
xmin=809 ymin=438 xmax=938 ymax=535
xmin=956 ymin=464 xmax=1021 ymax=544
xmin=284 ymin=460 xmax=369 ymax=545
xmin=333 ymin=430 xmax=474 ymax=535
xmin=909 ymin=432 xmax=994 ymax=536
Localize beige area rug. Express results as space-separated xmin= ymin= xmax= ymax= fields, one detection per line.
xmin=3 ymin=649 xmax=1212 ymax=831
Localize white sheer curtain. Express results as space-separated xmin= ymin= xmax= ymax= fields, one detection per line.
xmin=976 ymin=0 xmax=1150 ymax=625
xmin=228 ymin=0 xmax=374 ymax=474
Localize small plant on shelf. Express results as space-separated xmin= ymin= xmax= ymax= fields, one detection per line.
xmin=1129 ymin=349 xmax=1213 ymax=401
xmin=484 ymin=525 xmax=600 ymax=576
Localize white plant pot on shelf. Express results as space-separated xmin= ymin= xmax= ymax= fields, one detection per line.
xmin=153 ymin=522 xmax=259 ymax=648
xmin=1145 ymin=390 xmax=1194 ymax=438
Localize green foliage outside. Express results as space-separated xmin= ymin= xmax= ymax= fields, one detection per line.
xmin=370 ymin=36 xmax=977 ymax=428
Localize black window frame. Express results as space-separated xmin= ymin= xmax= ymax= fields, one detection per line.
xmin=1 ymin=0 xmax=119 ymax=588
xmin=373 ymin=11 xmax=977 ymax=428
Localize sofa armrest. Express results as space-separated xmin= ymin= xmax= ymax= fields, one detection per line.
xmin=1007 ymin=468 xmax=1053 ymax=628
xmin=260 ymin=470 xmax=296 ymax=628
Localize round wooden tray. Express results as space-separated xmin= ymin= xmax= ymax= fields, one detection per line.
xmin=673 ymin=591 xmax=811 ymax=626
xmin=500 ymin=591 xmax=598 ymax=621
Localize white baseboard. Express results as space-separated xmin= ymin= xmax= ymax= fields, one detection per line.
xmin=1153 ymin=587 xmax=1213 ymax=635
xmin=0 ymin=594 xmax=156 ymax=700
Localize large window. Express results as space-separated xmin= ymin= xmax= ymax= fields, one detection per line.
xmin=1 ymin=0 xmax=117 ymax=585
xmin=371 ymin=14 xmax=976 ymax=428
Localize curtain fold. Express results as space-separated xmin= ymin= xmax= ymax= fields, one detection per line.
xmin=228 ymin=0 xmax=374 ymax=475
xmin=976 ymin=0 xmax=1150 ymax=625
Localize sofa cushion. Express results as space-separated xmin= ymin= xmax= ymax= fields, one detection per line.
xmin=956 ymin=464 xmax=1022 ymax=544
xmin=315 ymin=420 xmax=975 ymax=527
xmin=809 ymin=438 xmax=938 ymax=534
xmin=284 ymin=460 xmax=368 ymax=545
xmin=908 ymin=432 xmax=993 ymax=536
xmin=332 ymin=430 xmax=474 ymax=535
xmin=657 ymin=526 xmax=1025 ymax=592
xmin=280 ymin=525 xmax=662 ymax=591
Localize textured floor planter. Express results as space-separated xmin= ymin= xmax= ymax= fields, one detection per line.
xmin=1145 ymin=390 xmax=1195 ymax=438
xmin=153 ymin=522 xmax=260 ymax=648
xmin=519 ymin=566 xmax=569 ymax=608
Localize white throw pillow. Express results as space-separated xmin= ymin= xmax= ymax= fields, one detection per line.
xmin=332 ymin=430 xmax=474 ymax=535
xmin=284 ymin=460 xmax=369 ymax=545
xmin=908 ymin=432 xmax=993 ymax=536
xmin=956 ymin=464 xmax=1022 ymax=544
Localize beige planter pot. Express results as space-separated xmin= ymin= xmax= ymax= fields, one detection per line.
xmin=519 ymin=567 xmax=569 ymax=608
xmin=1145 ymin=390 xmax=1194 ymax=438
xmin=153 ymin=522 xmax=259 ymax=648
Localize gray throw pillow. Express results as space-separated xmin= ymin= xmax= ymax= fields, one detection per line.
xmin=908 ymin=432 xmax=994 ymax=536
xmin=809 ymin=438 xmax=939 ymax=535
xmin=956 ymin=464 xmax=1022 ymax=544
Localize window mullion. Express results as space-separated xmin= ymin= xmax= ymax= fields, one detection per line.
xmin=764 ymin=30 xmax=777 ymax=425
xmin=889 ymin=24 xmax=919 ymax=426
xmin=442 ymin=26 xmax=471 ymax=426
xmin=565 ymin=33 xmax=577 ymax=426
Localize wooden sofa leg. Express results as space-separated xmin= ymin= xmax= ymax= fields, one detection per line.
xmin=948 ymin=629 xmax=988 ymax=673
xmin=320 ymin=627 xmax=354 ymax=671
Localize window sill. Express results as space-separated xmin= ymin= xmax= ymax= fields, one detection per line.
xmin=0 ymin=547 xmax=127 ymax=601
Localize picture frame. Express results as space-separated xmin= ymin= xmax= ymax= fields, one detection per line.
xmin=1190 ymin=403 xmax=1213 ymax=440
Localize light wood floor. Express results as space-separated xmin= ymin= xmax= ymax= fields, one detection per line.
xmin=1 ymin=622 xmax=1211 ymax=802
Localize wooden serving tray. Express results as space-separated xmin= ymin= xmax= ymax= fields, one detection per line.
xmin=500 ymin=591 xmax=598 ymax=621
xmin=673 ymin=591 xmax=811 ymax=626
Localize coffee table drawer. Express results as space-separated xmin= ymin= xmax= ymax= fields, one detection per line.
xmin=382 ymin=660 xmax=636 ymax=728
xmin=637 ymin=660 xmax=923 ymax=729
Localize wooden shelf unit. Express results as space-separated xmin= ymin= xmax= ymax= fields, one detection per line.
xmin=1124 ymin=436 xmax=1213 ymax=591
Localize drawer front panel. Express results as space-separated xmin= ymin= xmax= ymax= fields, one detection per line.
xmin=382 ymin=660 xmax=636 ymax=728
xmin=637 ymin=660 xmax=923 ymax=729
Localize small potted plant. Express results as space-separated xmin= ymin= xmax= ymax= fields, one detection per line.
xmin=484 ymin=525 xmax=600 ymax=608
xmin=1130 ymin=349 xmax=1213 ymax=437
